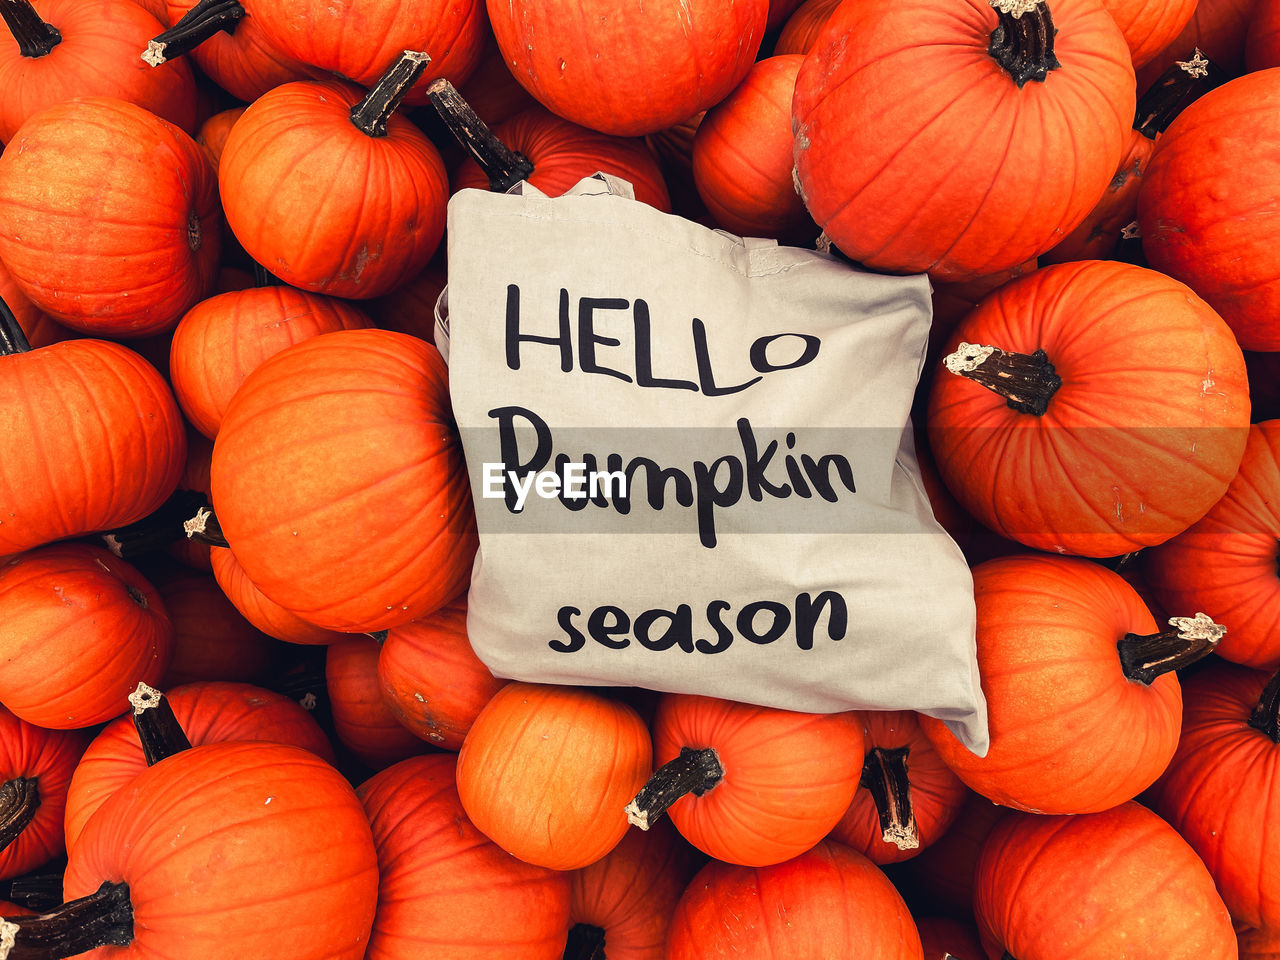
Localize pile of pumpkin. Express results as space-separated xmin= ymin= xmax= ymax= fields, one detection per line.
xmin=0 ymin=0 xmax=1278 ymax=955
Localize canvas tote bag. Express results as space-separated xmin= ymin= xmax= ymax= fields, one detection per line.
xmin=437 ymin=174 xmax=988 ymax=755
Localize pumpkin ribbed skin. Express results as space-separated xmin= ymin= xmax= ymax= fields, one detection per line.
xmin=487 ymin=0 xmax=767 ymax=136
xmin=1143 ymin=421 xmax=1280 ymax=670
xmin=0 ymin=706 xmax=85 ymax=880
xmin=218 ymin=80 xmax=448 ymax=299
xmin=457 ymin=683 xmax=652 ymax=871
xmin=792 ymin=0 xmax=1134 ymax=282
xmin=649 ymin=695 xmax=865 ymax=867
xmin=1137 ymin=0 xmax=1260 ymax=86
xmin=453 ymin=105 xmax=671 ymax=211
xmin=0 ymin=544 xmax=172 ymax=729
xmin=829 ymin=711 xmax=967 ymax=865
xmin=919 ymin=555 xmax=1184 ymax=815
xmin=209 ymin=547 xmax=352 ymax=645
xmin=691 ymin=55 xmax=814 ymax=243
xmin=161 ymin=0 xmax=313 ymax=102
xmin=378 ymin=598 xmax=508 ymax=751
xmin=170 ymin=287 xmax=369 ymax=439
xmin=196 ymin=107 xmax=246 ymax=173
xmin=64 ymin=741 xmax=379 ymax=960
xmin=567 ymin=820 xmax=698 ymax=960
xmin=774 ymin=0 xmax=840 ymax=55
xmin=1146 ymin=663 xmax=1280 ymax=930
xmin=667 ymin=840 xmax=923 ymax=960
xmin=0 ymin=97 xmax=219 ymax=336
xmin=0 ymin=339 xmax=186 ymax=557
xmin=1248 ymin=0 xmax=1280 ymax=69
xmin=975 ymin=803 xmax=1236 ymax=959
xmin=210 ymin=329 xmax=477 ymax=633
xmin=1102 ymin=0 xmax=1198 ymax=66
xmin=326 ymin=637 xmax=424 ymax=771
xmin=63 ymin=680 xmax=334 ymax=852
xmin=358 ymin=754 xmax=571 ymax=960
xmin=1139 ymin=69 xmax=1280 ymax=351
xmin=0 ymin=0 xmax=196 ymax=143
xmin=1240 ymin=926 xmax=1280 ymax=960
xmin=927 ymin=260 xmax=1249 ymax=558
xmin=251 ymin=0 xmax=486 ymax=102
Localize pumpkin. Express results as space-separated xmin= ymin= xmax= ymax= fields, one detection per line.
xmin=792 ymin=0 xmax=1134 ymax=282
xmin=919 ymin=554 xmax=1219 ymax=814
xmin=0 ymin=97 xmax=219 ymax=336
xmin=1248 ymin=0 xmax=1280 ymax=68
xmin=210 ymin=329 xmax=477 ymax=633
xmin=196 ymin=106 xmax=246 ymax=172
xmin=565 ymin=819 xmax=699 ymax=960
xmin=0 ymin=707 xmax=85 ymax=881
xmin=773 ymin=0 xmax=839 ymax=55
xmin=0 ymin=543 xmax=172 ymax=729
xmin=1143 ymin=421 xmax=1280 ymax=670
xmin=666 ymin=839 xmax=923 ymax=960
xmin=249 ymin=0 xmax=486 ymax=101
xmin=828 ymin=711 xmax=968 ymax=865
xmin=377 ymin=598 xmax=509 ymax=751
xmin=916 ymin=917 xmax=986 ymax=960
xmin=366 ymin=253 xmax=446 ymax=343
xmin=456 ymin=34 xmax=537 ymax=128
xmin=1240 ymin=926 xmax=1280 ymax=960
xmin=0 ymin=0 xmax=196 ymax=144
xmin=766 ymin=0 xmax=807 ymax=30
xmin=927 ymin=260 xmax=1249 ymax=558
xmin=1145 ymin=663 xmax=1280 ymax=930
xmin=170 ymin=286 xmax=369 ymax=439
xmin=451 ymin=104 xmax=672 ymax=211
xmin=326 ymin=637 xmax=424 ymax=771
xmin=0 ymin=260 xmax=72 ymax=349
xmin=7 ymin=741 xmax=380 ymax=960
xmin=148 ymin=0 xmax=314 ymax=102
xmin=1101 ymin=0 xmax=1198 ymax=67
xmin=1139 ymin=69 xmax=1280 ymax=351
xmin=209 ymin=545 xmax=353 ymax=645
xmin=357 ymin=754 xmax=572 ymax=960
xmin=1135 ymin=0 xmax=1261 ymax=85
xmin=486 ymin=0 xmax=767 ymax=136
xmin=690 ymin=55 xmax=815 ymax=243
xmin=974 ymin=802 xmax=1236 ymax=959
xmin=150 ymin=568 xmax=281 ymax=687
xmin=0 ymin=304 xmax=186 ymax=557
xmin=901 ymin=793 xmax=1006 ymax=918
xmin=63 ymin=680 xmax=334 ymax=851
xmin=456 ymin=682 xmax=652 ymax=871
xmin=218 ymin=55 xmax=448 ymax=299
xmin=626 ymin=694 xmax=864 ymax=867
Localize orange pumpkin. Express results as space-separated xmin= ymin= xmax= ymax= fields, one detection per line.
xmin=326 ymin=637 xmax=424 ymax=771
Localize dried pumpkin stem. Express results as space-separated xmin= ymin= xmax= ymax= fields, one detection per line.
xmin=0 ymin=780 xmax=38 ymax=857
xmin=1247 ymin=670 xmax=1280 ymax=743
xmin=425 ymin=78 xmax=534 ymax=192
xmin=1133 ymin=48 xmax=1225 ymax=139
xmin=988 ymin=0 xmax=1060 ymax=88
xmin=1118 ymin=612 xmax=1224 ymax=685
xmin=1 ymin=873 xmax=64 ymax=915
xmin=349 ymin=50 xmax=431 ymax=138
xmin=100 ymin=489 xmax=214 ymax=560
xmin=624 ymin=746 xmax=724 ymax=830
xmin=942 ymin=342 xmax=1062 ymax=415
xmin=128 ymin=684 xmax=192 ymax=766
xmin=141 ymin=0 xmax=242 ymax=66
xmin=0 ymin=881 xmax=133 ymax=959
xmin=183 ymin=507 xmax=229 ymax=548
xmin=860 ymin=746 xmax=919 ymax=851
xmin=0 ymin=0 xmax=60 ymax=59
xmin=562 ymin=923 xmax=606 ymax=960
xmin=0 ymin=297 xmax=31 ymax=356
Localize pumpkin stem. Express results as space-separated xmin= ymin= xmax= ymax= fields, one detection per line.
xmin=988 ymin=0 xmax=1060 ymax=88
xmin=1247 ymin=670 xmax=1280 ymax=743
xmin=128 ymin=684 xmax=192 ymax=766
xmin=1117 ymin=612 xmax=1224 ymax=685
xmin=942 ymin=342 xmax=1062 ymax=415
xmin=141 ymin=0 xmax=243 ymax=67
xmin=1 ymin=872 xmax=65 ymax=915
xmin=0 ymin=297 xmax=31 ymax=356
xmin=562 ymin=923 xmax=606 ymax=960
xmin=1133 ymin=48 xmax=1226 ymax=139
xmin=100 ymin=489 xmax=214 ymax=560
xmin=860 ymin=746 xmax=919 ymax=851
xmin=183 ymin=506 xmax=229 ymax=548
xmin=624 ymin=746 xmax=724 ymax=831
xmin=349 ymin=50 xmax=431 ymax=138
xmin=425 ymin=78 xmax=535 ymax=192
xmin=0 ymin=881 xmax=133 ymax=959
xmin=0 ymin=0 xmax=61 ymax=59
xmin=0 ymin=780 xmax=39 ymax=858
